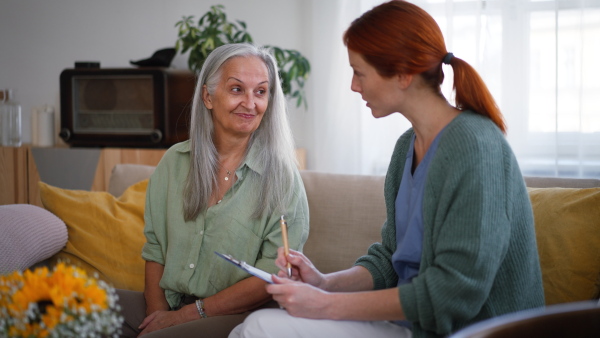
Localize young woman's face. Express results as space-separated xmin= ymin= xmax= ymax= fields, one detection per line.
xmin=203 ymin=56 xmax=270 ymax=139
xmin=348 ymin=49 xmax=402 ymax=118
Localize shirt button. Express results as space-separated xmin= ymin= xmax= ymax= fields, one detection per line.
xmin=189 ymin=263 xmax=195 ymax=269
xmin=200 ymin=230 xmax=204 ymax=235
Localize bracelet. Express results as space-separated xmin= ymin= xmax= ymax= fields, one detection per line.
xmin=195 ymin=299 xmax=207 ymax=318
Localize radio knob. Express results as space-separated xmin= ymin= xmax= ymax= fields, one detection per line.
xmin=59 ymin=128 xmax=71 ymax=141
xmin=150 ymin=129 xmax=163 ymax=143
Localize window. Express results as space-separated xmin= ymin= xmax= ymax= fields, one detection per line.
xmin=307 ymin=0 xmax=600 ymax=178
xmin=412 ymin=0 xmax=600 ymax=178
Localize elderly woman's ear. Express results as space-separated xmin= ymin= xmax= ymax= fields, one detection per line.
xmin=202 ymin=85 xmax=214 ymax=109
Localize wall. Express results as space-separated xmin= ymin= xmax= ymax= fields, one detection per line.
xmin=0 ymin=0 xmax=312 ymax=155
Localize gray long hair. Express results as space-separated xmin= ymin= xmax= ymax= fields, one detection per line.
xmin=183 ymin=43 xmax=297 ymax=221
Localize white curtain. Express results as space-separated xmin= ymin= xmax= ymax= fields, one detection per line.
xmin=306 ymin=0 xmax=600 ymax=178
xmin=305 ymin=0 xmax=362 ymax=174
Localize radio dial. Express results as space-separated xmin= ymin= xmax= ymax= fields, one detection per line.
xmin=59 ymin=128 xmax=71 ymax=141
xmin=150 ymin=129 xmax=163 ymax=143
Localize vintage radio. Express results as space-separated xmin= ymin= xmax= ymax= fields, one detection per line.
xmin=59 ymin=68 xmax=196 ymax=147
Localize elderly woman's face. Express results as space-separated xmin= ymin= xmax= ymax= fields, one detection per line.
xmin=202 ymin=55 xmax=270 ymax=139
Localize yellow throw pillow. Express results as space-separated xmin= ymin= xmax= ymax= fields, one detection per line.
xmin=528 ymin=187 xmax=600 ymax=305
xmin=39 ymin=180 xmax=148 ymax=292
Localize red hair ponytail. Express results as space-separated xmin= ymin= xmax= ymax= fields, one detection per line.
xmin=344 ymin=0 xmax=506 ymax=133
xmin=450 ymin=57 xmax=506 ymax=133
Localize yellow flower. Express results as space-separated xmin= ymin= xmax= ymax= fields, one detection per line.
xmin=42 ymin=305 xmax=62 ymax=331
xmin=1 ymin=262 xmax=122 ymax=337
xmin=49 ymin=267 xmax=86 ymax=307
xmin=79 ymin=283 xmax=108 ymax=312
xmin=11 ymin=268 xmax=52 ymax=312
xmin=8 ymin=326 xmax=19 ymax=337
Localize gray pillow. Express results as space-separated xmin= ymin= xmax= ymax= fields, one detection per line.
xmin=107 ymin=164 xmax=155 ymax=197
xmin=0 ymin=204 xmax=67 ymax=273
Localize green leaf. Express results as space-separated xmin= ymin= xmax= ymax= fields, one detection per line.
xmin=198 ymin=14 xmax=207 ymax=26
xmin=273 ymin=48 xmax=284 ymax=65
xmin=214 ymin=36 xmax=225 ymax=48
xmin=233 ymin=31 xmax=243 ymax=42
xmin=289 ymin=64 xmax=298 ymax=83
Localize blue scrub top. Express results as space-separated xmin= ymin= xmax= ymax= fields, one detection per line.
xmin=392 ymin=127 xmax=446 ymax=285
xmin=392 ymin=128 xmax=446 ymax=328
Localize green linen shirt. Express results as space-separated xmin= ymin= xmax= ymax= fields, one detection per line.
xmin=356 ymin=111 xmax=545 ymax=337
xmin=142 ymin=140 xmax=310 ymax=309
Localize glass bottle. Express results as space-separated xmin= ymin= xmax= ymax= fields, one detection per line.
xmin=1 ymin=88 xmax=22 ymax=147
xmin=0 ymin=89 xmax=4 ymax=144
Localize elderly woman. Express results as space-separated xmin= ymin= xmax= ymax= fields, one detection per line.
xmin=117 ymin=43 xmax=309 ymax=338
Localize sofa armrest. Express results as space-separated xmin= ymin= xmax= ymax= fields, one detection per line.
xmin=524 ymin=176 xmax=600 ymax=188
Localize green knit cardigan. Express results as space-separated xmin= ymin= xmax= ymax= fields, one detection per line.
xmin=355 ymin=111 xmax=545 ymax=337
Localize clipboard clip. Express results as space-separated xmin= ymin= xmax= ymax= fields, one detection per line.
xmin=219 ymin=253 xmax=242 ymax=266
xmin=214 ymin=251 xmax=274 ymax=283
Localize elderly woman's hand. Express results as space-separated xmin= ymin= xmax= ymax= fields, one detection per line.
xmin=138 ymin=307 xmax=194 ymax=336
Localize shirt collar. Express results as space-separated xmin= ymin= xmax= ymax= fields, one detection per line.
xmin=241 ymin=140 xmax=265 ymax=176
xmin=174 ymin=140 xmax=191 ymax=153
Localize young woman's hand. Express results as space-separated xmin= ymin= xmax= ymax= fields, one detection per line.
xmin=267 ymin=275 xmax=333 ymax=319
xmin=275 ymin=248 xmax=327 ymax=290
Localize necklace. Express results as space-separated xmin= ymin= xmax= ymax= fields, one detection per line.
xmin=217 ymin=169 xmax=233 ymax=204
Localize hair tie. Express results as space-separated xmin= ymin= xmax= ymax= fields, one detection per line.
xmin=442 ymin=52 xmax=454 ymax=65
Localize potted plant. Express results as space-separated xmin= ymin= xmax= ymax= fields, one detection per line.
xmin=175 ymin=5 xmax=311 ymax=108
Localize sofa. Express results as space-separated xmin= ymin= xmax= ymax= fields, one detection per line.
xmin=1 ymin=164 xmax=599 ymax=309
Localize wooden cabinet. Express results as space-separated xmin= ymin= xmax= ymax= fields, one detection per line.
xmin=1 ymin=146 xmax=306 ymax=208
xmin=0 ymin=146 xmax=34 ymax=205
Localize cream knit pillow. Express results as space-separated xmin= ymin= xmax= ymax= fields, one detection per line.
xmin=0 ymin=204 xmax=67 ymax=274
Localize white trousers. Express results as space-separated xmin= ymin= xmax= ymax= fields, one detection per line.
xmin=229 ymin=309 xmax=412 ymax=338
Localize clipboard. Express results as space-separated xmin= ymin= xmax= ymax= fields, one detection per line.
xmin=214 ymin=252 xmax=273 ymax=284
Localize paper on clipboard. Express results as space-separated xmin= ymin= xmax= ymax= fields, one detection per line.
xmin=214 ymin=252 xmax=273 ymax=284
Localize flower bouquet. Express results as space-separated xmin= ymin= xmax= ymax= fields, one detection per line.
xmin=0 ymin=263 xmax=123 ymax=337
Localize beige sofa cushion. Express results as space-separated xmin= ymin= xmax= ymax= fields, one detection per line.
xmin=300 ymin=171 xmax=386 ymax=273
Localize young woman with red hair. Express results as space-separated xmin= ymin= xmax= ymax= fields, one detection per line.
xmin=230 ymin=1 xmax=544 ymax=337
